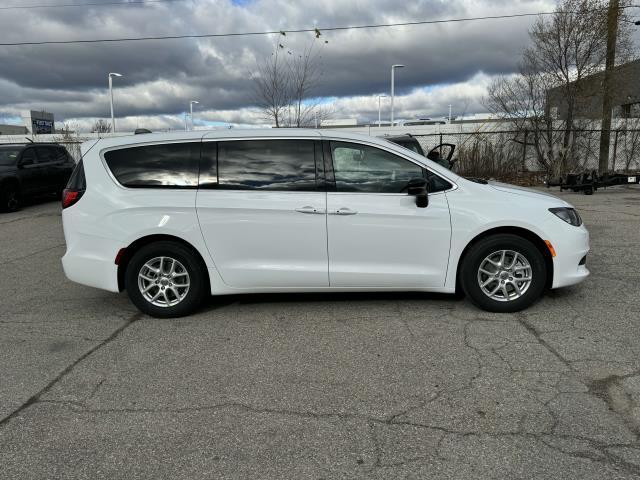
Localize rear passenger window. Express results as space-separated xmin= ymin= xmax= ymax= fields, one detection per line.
xmin=104 ymin=142 xmax=200 ymax=188
xmin=35 ymin=147 xmax=54 ymax=164
xmin=20 ymin=149 xmax=36 ymax=166
xmin=215 ymin=139 xmax=317 ymax=191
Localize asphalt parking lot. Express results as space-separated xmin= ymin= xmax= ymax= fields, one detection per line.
xmin=1 ymin=187 xmax=640 ymax=479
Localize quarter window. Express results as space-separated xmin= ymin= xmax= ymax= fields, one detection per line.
xmin=55 ymin=147 xmax=70 ymax=163
xmin=330 ymin=141 xmax=425 ymax=193
xmin=215 ymin=139 xmax=317 ymax=191
xmin=426 ymin=171 xmax=453 ymax=193
xmin=104 ymin=142 xmax=200 ymax=188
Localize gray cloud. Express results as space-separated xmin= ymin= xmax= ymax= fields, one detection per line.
xmin=0 ymin=0 xmax=635 ymax=129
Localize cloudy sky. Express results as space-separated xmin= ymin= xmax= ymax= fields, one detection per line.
xmin=0 ymin=0 xmax=638 ymax=131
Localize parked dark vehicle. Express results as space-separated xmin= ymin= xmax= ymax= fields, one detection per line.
xmin=385 ymin=134 xmax=457 ymax=169
xmin=0 ymin=143 xmax=76 ymax=212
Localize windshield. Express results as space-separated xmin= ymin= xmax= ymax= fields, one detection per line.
xmin=0 ymin=147 xmax=21 ymax=166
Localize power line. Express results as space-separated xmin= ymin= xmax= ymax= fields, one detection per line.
xmin=0 ymin=0 xmax=186 ymax=10
xmin=0 ymin=6 xmax=638 ymax=47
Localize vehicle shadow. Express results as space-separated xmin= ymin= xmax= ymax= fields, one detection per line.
xmin=199 ymin=290 xmax=462 ymax=313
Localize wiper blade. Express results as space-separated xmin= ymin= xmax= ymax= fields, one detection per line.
xmin=465 ymin=177 xmax=488 ymax=185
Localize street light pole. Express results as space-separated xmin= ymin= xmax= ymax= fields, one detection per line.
xmin=108 ymin=73 xmax=122 ymax=133
xmin=189 ymin=100 xmax=199 ymax=131
xmin=377 ymin=94 xmax=386 ymax=127
xmin=597 ymin=0 xmax=621 ymax=174
xmin=390 ymin=64 xmax=405 ymax=126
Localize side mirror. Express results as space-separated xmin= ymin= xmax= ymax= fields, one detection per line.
xmin=406 ymin=177 xmax=429 ymax=208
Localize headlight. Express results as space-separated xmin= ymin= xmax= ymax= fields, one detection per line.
xmin=549 ymin=207 xmax=582 ymax=226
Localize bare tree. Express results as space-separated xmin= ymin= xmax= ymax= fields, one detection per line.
xmin=485 ymin=0 xmax=634 ymax=175
xmin=251 ymin=43 xmax=291 ymax=127
xmin=91 ymin=119 xmax=112 ymax=133
xmin=251 ymin=35 xmax=329 ymax=127
xmin=287 ymin=43 xmax=324 ymax=127
xmin=619 ymin=118 xmax=640 ymax=170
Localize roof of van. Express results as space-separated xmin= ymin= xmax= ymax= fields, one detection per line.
xmin=88 ymin=128 xmax=392 ymax=150
xmin=83 ymin=128 xmax=461 ymax=183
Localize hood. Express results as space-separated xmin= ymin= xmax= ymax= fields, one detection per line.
xmin=487 ymin=181 xmax=570 ymax=206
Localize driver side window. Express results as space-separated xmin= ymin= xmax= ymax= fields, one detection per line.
xmin=330 ymin=141 xmax=424 ymax=193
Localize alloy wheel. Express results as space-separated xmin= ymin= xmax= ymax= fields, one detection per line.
xmin=137 ymin=256 xmax=190 ymax=307
xmin=477 ymin=250 xmax=532 ymax=302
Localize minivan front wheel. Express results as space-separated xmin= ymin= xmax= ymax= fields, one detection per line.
xmin=125 ymin=241 xmax=208 ymax=318
xmin=460 ymin=234 xmax=547 ymax=312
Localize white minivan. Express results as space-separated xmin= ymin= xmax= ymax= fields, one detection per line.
xmin=61 ymin=129 xmax=589 ymax=317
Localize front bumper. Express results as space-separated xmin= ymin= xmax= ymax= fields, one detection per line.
xmin=550 ymin=223 xmax=590 ymax=289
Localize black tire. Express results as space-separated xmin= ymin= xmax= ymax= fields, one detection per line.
xmin=125 ymin=241 xmax=208 ymax=318
xmin=0 ymin=182 xmax=21 ymax=212
xmin=460 ymin=234 xmax=547 ymax=313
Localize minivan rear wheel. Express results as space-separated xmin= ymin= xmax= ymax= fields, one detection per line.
xmin=125 ymin=241 xmax=208 ymax=318
xmin=460 ymin=234 xmax=546 ymax=313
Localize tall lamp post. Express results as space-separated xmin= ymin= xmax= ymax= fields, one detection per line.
xmin=108 ymin=72 xmax=122 ymax=133
xmin=377 ymin=94 xmax=386 ymax=127
xmin=189 ymin=100 xmax=199 ymax=131
xmin=390 ymin=64 xmax=405 ymax=126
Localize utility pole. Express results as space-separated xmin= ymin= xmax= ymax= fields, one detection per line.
xmin=377 ymin=94 xmax=386 ymax=126
xmin=189 ymin=100 xmax=199 ymax=131
xmin=598 ymin=0 xmax=620 ymax=174
xmin=390 ymin=64 xmax=404 ymax=126
xmin=108 ymin=72 xmax=122 ymax=133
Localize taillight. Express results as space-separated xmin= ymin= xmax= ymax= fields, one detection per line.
xmin=62 ymin=189 xmax=84 ymax=209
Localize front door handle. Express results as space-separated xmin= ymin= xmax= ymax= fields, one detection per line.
xmin=295 ymin=206 xmax=325 ymax=214
xmin=332 ymin=208 xmax=358 ymax=215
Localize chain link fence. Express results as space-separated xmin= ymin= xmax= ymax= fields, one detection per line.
xmin=3 ymin=126 xmax=639 ymax=185
xmin=412 ymin=128 xmax=640 ymax=184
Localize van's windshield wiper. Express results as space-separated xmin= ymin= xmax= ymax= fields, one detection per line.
xmin=465 ymin=177 xmax=489 ymax=185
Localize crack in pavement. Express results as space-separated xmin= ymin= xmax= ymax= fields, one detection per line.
xmin=15 ymin=374 xmax=640 ymax=476
xmin=0 ymin=312 xmax=143 ymax=428
xmin=0 ymin=211 xmax=60 ymax=226
xmin=517 ymin=312 xmax=640 ymax=447
xmin=588 ymin=373 xmax=640 ymax=436
xmin=0 ymin=243 xmax=66 ymax=266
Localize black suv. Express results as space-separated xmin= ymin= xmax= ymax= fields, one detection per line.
xmin=0 ymin=143 xmax=76 ymax=212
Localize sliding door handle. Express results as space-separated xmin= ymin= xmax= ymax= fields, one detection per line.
xmin=332 ymin=208 xmax=358 ymax=215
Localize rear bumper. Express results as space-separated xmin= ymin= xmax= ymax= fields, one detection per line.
xmin=551 ymin=224 xmax=590 ymax=289
xmin=62 ymin=251 xmax=119 ymax=292
xmin=61 ymin=220 xmax=120 ymax=292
